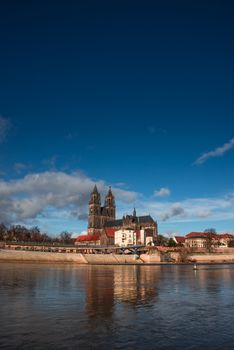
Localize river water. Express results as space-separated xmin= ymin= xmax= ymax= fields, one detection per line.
xmin=0 ymin=263 xmax=234 ymax=350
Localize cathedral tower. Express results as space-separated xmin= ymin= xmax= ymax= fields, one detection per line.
xmin=88 ymin=185 xmax=116 ymax=234
xmin=104 ymin=186 xmax=116 ymax=221
xmin=88 ymin=185 xmax=101 ymax=233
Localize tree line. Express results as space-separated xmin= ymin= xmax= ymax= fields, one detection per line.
xmin=0 ymin=223 xmax=73 ymax=245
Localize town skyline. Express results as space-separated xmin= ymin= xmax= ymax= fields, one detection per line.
xmin=0 ymin=1 xmax=233 ymax=235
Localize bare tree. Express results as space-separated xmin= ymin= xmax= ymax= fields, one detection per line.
xmin=59 ymin=231 xmax=72 ymax=244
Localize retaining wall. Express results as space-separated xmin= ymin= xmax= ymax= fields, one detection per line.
xmin=140 ymin=253 xmax=161 ymax=263
xmin=188 ymin=253 xmax=234 ymax=263
xmin=0 ymin=250 xmax=143 ymax=264
xmin=0 ymin=249 xmax=88 ymax=263
xmin=2 ymin=249 xmax=234 ymax=264
xmin=83 ymin=253 xmax=143 ymax=264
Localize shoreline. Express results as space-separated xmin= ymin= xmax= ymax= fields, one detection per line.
xmin=1 ymin=249 xmax=234 ymax=265
xmin=1 ymin=261 xmax=234 ymax=266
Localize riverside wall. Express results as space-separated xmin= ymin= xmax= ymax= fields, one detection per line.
xmin=165 ymin=251 xmax=234 ymax=263
xmin=0 ymin=249 xmax=160 ymax=264
xmin=1 ymin=249 xmax=234 ymax=264
xmin=0 ymin=249 xmax=145 ymax=264
xmin=188 ymin=253 xmax=234 ymax=263
xmin=0 ymin=249 xmax=88 ymax=263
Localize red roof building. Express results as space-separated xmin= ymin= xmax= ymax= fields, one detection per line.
xmin=75 ymin=233 xmax=101 ymax=245
xmin=185 ymin=232 xmax=234 ymax=248
xmin=173 ymin=236 xmax=185 ymax=245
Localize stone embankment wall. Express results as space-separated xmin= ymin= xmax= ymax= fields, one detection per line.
xmin=0 ymin=250 xmax=162 ymax=264
xmin=188 ymin=253 xmax=234 ymax=263
xmin=83 ymin=253 xmax=143 ymax=264
xmin=140 ymin=253 xmax=161 ymax=263
xmin=0 ymin=250 xmax=147 ymax=264
xmin=165 ymin=251 xmax=234 ymax=263
xmin=0 ymin=249 xmax=88 ymax=263
xmin=1 ymin=249 xmax=234 ymax=264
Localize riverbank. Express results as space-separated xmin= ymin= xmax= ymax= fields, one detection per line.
xmin=1 ymin=249 xmax=234 ymax=264
xmin=0 ymin=249 xmax=162 ymax=264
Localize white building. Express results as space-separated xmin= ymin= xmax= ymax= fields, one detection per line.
xmin=114 ymin=228 xmax=153 ymax=247
xmin=114 ymin=228 xmax=137 ymax=247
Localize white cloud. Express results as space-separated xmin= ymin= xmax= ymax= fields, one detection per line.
xmin=160 ymin=203 xmax=185 ymax=221
xmin=0 ymin=171 xmax=138 ymax=225
xmin=154 ymin=187 xmax=171 ymax=197
xmin=0 ymin=116 xmax=11 ymax=143
xmin=135 ymin=193 xmax=234 ymax=224
xmin=194 ymin=138 xmax=234 ymax=165
xmin=1 ymin=168 xmax=234 ymax=234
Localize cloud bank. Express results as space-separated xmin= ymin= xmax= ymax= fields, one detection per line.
xmin=136 ymin=194 xmax=234 ymax=224
xmin=0 ymin=170 xmax=233 ymax=234
xmin=0 ymin=171 xmax=138 ymax=225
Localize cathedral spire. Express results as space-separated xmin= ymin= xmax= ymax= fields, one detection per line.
xmin=92 ymin=184 xmax=98 ymax=194
xmin=133 ymin=208 xmax=136 ymax=217
xmin=105 ymin=186 xmax=115 ymax=205
xmin=107 ymin=186 xmax=113 ymax=197
xmin=89 ymin=184 xmax=100 ymax=205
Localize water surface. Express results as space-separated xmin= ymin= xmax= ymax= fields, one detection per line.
xmin=0 ymin=263 xmax=234 ymax=349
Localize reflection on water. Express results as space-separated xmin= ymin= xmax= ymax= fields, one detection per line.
xmin=0 ymin=263 xmax=234 ymax=349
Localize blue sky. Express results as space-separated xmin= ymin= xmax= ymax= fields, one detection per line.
xmin=0 ymin=0 xmax=234 ymax=236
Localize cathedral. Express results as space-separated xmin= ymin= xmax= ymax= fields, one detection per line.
xmin=88 ymin=185 xmax=116 ymax=235
xmin=85 ymin=185 xmax=158 ymax=245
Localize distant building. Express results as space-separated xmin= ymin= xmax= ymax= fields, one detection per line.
xmin=173 ymin=236 xmax=185 ymax=245
xmin=218 ymin=233 xmax=234 ymax=247
xmin=185 ymin=232 xmax=209 ymax=248
xmin=75 ymin=185 xmax=158 ymax=246
xmin=185 ymin=232 xmax=234 ymax=248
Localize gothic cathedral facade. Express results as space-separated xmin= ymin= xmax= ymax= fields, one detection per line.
xmin=88 ymin=185 xmax=158 ymax=239
xmin=88 ymin=185 xmax=116 ymax=234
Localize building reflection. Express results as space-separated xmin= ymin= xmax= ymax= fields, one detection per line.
xmin=85 ymin=266 xmax=115 ymax=318
xmin=113 ymin=265 xmax=159 ymax=305
xmin=84 ymin=265 xmax=159 ymax=318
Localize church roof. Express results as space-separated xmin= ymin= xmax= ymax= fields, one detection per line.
xmin=137 ymin=215 xmax=155 ymax=223
xmin=105 ymin=219 xmax=123 ymax=227
xmin=104 ymin=215 xmax=155 ymax=228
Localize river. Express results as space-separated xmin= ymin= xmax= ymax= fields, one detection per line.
xmin=0 ymin=263 xmax=234 ymax=349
